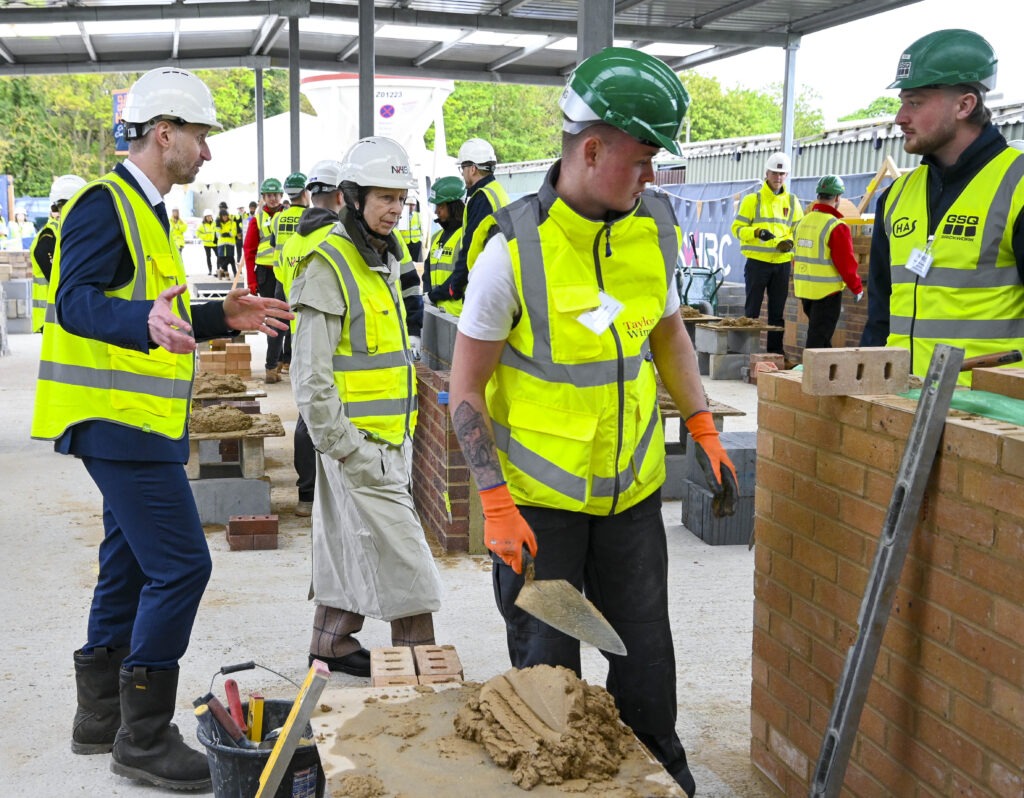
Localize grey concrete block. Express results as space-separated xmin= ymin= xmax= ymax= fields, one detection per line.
xmin=663 ymin=453 xmax=685 ymax=500
xmin=708 ymin=353 xmax=748 ymax=380
xmin=681 ymin=479 xmax=754 ymax=546
xmin=422 ymin=306 xmax=458 ymax=371
xmin=189 ymin=477 xmax=271 ymax=525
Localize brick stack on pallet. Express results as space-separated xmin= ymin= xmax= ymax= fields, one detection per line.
xmin=198 ymin=339 xmax=252 ymax=378
xmin=680 ymin=430 xmax=757 ymax=545
xmin=369 ymin=645 xmax=464 ymax=687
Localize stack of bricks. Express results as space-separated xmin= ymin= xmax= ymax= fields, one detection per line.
xmin=744 ymin=352 xmax=784 ymax=385
xmin=369 ymin=645 xmax=464 ymax=687
xmin=0 ymin=251 xmax=31 ymax=279
xmin=781 ymin=223 xmax=872 ymax=363
xmin=198 ymin=340 xmax=252 ymax=378
xmin=750 ymin=359 xmax=1023 ymax=797
xmin=411 ymin=364 xmax=481 ymax=553
xmin=680 ymin=430 xmax=757 ymax=545
xmin=225 ymin=514 xmax=279 ymax=550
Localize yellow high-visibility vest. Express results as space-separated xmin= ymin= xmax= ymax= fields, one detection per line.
xmin=883 ymin=150 xmax=1024 ymax=382
xmin=30 ymin=219 xmax=59 ymax=333
xmin=464 ymin=178 xmax=510 ymax=270
xmin=485 ymin=184 xmax=679 ymax=515
xmin=32 ymin=173 xmax=195 ymax=441
xmin=731 ymin=182 xmax=802 ymax=264
xmin=793 ymin=210 xmax=844 ymax=300
xmin=426 ymin=226 xmax=464 ymax=316
xmin=314 ymin=230 xmax=417 ymax=445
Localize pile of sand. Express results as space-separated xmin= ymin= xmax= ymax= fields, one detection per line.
xmin=189 ymin=404 xmax=253 ymax=433
xmin=454 ymin=665 xmax=632 ymax=790
xmin=193 ymin=373 xmax=247 ymax=395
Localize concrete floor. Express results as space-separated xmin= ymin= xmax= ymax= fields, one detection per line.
xmin=0 ymin=247 xmax=780 ymax=796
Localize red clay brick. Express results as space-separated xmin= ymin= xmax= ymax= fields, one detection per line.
xmin=868 ymin=400 xmax=914 ymax=440
xmin=917 ymin=639 xmax=988 ymax=704
xmin=791 ymin=596 xmax=837 ymax=646
xmin=1000 ymin=431 xmax=1024 ymax=479
xmin=837 ymin=493 xmax=885 ymax=540
xmin=817 ymin=451 xmax=865 ymax=495
xmin=793 ymin=411 xmax=843 ymax=450
xmin=792 ymin=536 xmax=838 ymax=582
xmin=952 ymin=695 xmax=1024 ymax=766
xmin=225 ymin=531 xmax=253 ymax=551
xmin=962 ymin=463 xmax=1023 ymax=518
xmin=942 ymin=416 xmax=1004 ymax=465
xmin=771 ymin=554 xmax=815 ymax=601
xmin=886 ymin=727 xmax=951 ymax=793
xmin=812 ymin=515 xmax=866 ymax=563
xmin=252 ymin=533 xmax=278 ymax=550
xmin=227 ymin=514 xmax=279 ymax=535
xmin=750 ymin=682 xmax=790 ymax=735
xmin=866 ymin=677 xmax=916 ymax=734
xmin=990 ymin=679 xmax=1023 ymax=727
xmin=750 ymin=737 xmax=787 ymax=793
xmin=988 ymin=759 xmax=1024 ymax=798
xmin=759 ymin=458 xmax=795 ymax=497
xmin=793 ymin=474 xmax=840 ymax=518
xmin=413 ymin=644 xmax=463 ymax=677
xmin=752 ymin=626 xmax=791 ymax=676
xmin=759 ymin=403 xmax=795 ymax=437
xmin=772 ymin=437 xmax=817 ymax=476
xmin=842 ymin=425 xmax=898 ymax=473
xmin=970 ymin=365 xmax=1024 ymax=399
xmin=951 ymin=622 xmax=1021 ymax=684
xmin=958 ymin=546 xmax=1024 ymax=605
xmin=992 ymin=598 xmax=1024 ymax=647
xmin=831 ymin=395 xmax=870 ymax=430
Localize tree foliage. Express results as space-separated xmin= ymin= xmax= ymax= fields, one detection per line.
xmin=440 ymin=81 xmax=563 ymax=162
xmin=839 ymin=96 xmax=901 ymax=121
xmin=0 ymin=69 xmax=299 ymax=196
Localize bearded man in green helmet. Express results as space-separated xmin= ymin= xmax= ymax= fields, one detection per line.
xmin=448 ymin=47 xmax=741 ymax=798
xmin=860 ymin=29 xmax=1024 ymax=384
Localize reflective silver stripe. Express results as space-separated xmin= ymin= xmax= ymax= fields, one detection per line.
xmin=979 ymin=155 xmax=1024 ymax=264
xmin=332 ymin=350 xmax=409 ymax=371
xmin=492 ymin=419 xmax=588 ymax=504
xmin=746 ymin=242 xmax=785 ymax=257
xmin=498 ymin=343 xmax=644 ymax=387
xmin=636 ymin=193 xmax=679 ymax=284
xmin=750 ymin=192 xmax=796 ymax=225
xmin=98 ymin=179 xmax=149 ymax=303
xmin=344 ymin=395 xmax=417 ymax=417
xmin=318 ymin=239 xmax=367 ymax=350
xmin=44 ymin=304 xmax=56 ymax=323
xmin=501 ymin=199 xmax=553 ymax=361
xmin=33 ymin=276 xmax=47 ymax=286
xmin=591 ymin=405 xmax=659 ymax=497
xmin=891 ymin=264 xmax=1022 ymax=288
xmin=32 ymin=298 xmax=46 ymax=309
xmin=890 ymin=316 xmax=1023 ymax=339
xmin=38 ymin=360 xmax=192 ymax=400
xmin=795 ymin=218 xmax=839 ymax=268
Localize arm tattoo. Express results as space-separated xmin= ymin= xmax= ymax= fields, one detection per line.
xmin=452 ymin=400 xmax=504 ymax=489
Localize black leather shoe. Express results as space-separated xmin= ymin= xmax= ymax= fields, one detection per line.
xmin=309 ymin=649 xmax=371 ymax=678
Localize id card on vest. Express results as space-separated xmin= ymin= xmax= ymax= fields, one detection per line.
xmin=576 ymin=291 xmax=624 ymax=335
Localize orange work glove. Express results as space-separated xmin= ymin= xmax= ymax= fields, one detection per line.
xmin=478 ymin=482 xmax=538 ymax=574
xmin=685 ymin=410 xmax=739 ymax=517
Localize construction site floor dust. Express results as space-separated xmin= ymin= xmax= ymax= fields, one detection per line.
xmin=0 ymin=266 xmax=780 ymax=796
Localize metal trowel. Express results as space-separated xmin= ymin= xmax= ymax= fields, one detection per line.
xmin=514 ymin=549 xmax=627 ymax=656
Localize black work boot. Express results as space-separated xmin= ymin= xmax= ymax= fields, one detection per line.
xmin=637 ymin=731 xmax=696 ymax=798
xmin=110 ymin=666 xmax=211 ymax=791
xmin=72 ymin=646 xmax=128 ymax=754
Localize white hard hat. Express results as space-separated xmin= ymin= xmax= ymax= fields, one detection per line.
xmin=14 ymin=207 xmax=26 ymax=217
xmin=202 ymin=208 xmax=213 ymax=217
xmin=121 ymin=67 xmax=221 ymax=139
xmin=457 ymin=138 xmax=497 ymax=166
xmin=50 ymin=174 xmax=87 ymax=206
xmin=341 ymin=137 xmax=417 ymax=190
xmin=305 ymin=159 xmax=346 ymax=193
xmin=765 ymin=151 xmax=791 ymax=173
xmin=1008 ymin=139 xmax=1024 ymax=152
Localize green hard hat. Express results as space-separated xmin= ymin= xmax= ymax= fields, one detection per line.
xmin=428 ymin=176 xmax=466 ymax=205
xmin=259 ymin=177 xmax=282 ymax=194
xmin=816 ymin=175 xmax=845 ymax=197
xmin=559 ymin=47 xmax=690 ymax=156
xmin=284 ymin=172 xmax=308 ymax=193
xmin=888 ymin=29 xmax=997 ymax=91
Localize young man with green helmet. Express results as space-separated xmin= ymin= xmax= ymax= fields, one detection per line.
xmin=423 ymin=175 xmax=467 ymax=316
xmin=861 ymin=29 xmax=1024 ymax=384
xmin=792 ymin=175 xmax=864 ymax=350
xmin=448 ymin=47 xmax=739 ymax=798
xmin=263 ymin=171 xmax=308 ymax=382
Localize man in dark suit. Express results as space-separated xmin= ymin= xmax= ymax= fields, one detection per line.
xmin=31 ymin=67 xmax=291 ymax=792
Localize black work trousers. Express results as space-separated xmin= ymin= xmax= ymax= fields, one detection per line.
xmin=743 ymin=258 xmax=790 ymax=354
xmin=265 ymin=280 xmax=291 ymax=369
xmin=492 ymin=490 xmax=688 ymax=771
xmin=294 ymin=413 xmax=316 ymax=502
xmin=800 ymin=292 xmax=843 ymax=350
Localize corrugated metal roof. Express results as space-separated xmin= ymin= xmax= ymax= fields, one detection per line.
xmin=0 ymin=0 xmax=924 ymax=81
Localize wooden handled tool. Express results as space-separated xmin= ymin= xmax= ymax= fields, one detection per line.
xmin=959 ymin=350 xmax=1022 ymax=371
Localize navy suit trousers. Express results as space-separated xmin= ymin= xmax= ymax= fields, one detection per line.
xmin=81 ymin=457 xmax=212 ymax=669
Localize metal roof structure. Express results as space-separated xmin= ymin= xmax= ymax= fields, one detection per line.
xmin=0 ymin=0 xmax=922 ymax=84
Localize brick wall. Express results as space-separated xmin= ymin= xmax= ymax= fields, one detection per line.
xmin=752 ymin=371 xmax=1023 ymax=797
xmin=411 ymin=364 xmax=483 ymax=554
